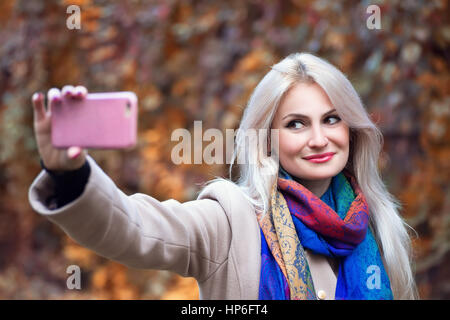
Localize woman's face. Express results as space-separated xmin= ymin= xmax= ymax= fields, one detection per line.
xmin=271 ymin=82 xmax=350 ymax=190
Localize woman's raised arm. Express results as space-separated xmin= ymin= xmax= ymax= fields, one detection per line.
xmin=29 ymin=87 xmax=232 ymax=282
xmin=28 ymin=154 xmax=232 ymax=282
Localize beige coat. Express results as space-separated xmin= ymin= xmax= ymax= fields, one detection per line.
xmin=28 ymin=155 xmax=338 ymax=300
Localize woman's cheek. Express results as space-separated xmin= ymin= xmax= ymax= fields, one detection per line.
xmin=337 ymin=124 xmax=350 ymax=143
xmin=280 ymin=132 xmax=303 ymax=156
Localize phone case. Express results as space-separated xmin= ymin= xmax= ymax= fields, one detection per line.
xmin=51 ymin=91 xmax=138 ymax=149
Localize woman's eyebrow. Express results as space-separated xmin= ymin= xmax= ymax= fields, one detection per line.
xmin=282 ymin=108 xmax=337 ymax=120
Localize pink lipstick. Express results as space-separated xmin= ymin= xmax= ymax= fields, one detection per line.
xmin=303 ymin=152 xmax=335 ymax=163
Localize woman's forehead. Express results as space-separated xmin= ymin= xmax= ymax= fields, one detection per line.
xmin=277 ymin=83 xmax=335 ymax=117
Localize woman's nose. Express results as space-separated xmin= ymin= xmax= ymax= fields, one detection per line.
xmin=307 ymin=125 xmax=328 ymax=148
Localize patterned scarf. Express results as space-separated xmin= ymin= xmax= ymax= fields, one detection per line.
xmin=258 ymin=167 xmax=393 ymax=300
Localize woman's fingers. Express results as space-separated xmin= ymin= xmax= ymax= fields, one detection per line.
xmin=62 ymin=85 xmax=87 ymax=100
xmin=47 ymin=88 xmax=62 ymax=114
xmin=31 ymin=92 xmax=46 ymax=122
xmin=33 ymin=86 xmax=89 ymax=171
xmin=62 ymin=85 xmax=75 ymax=98
xmin=48 ymin=85 xmax=87 ymax=116
xmin=74 ymin=85 xmax=88 ymax=99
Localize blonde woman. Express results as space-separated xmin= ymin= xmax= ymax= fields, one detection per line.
xmin=29 ymin=52 xmax=418 ymax=300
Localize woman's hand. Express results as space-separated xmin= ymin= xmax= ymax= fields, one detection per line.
xmin=32 ymin=85 xmax=88 ymax=171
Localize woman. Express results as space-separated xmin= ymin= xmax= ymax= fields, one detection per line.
xmin=29 ymin=52 xmax=418 ymax=299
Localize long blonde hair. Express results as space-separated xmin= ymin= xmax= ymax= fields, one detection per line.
xmin=207 ymin=52 xmax=418 ymax=299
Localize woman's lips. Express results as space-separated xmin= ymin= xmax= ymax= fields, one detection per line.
xmin=304 ymin=153 xmax=335 ymax=163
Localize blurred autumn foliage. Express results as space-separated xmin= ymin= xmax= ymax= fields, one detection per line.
xmin=0 ymin=0 xmax=448 ymax=299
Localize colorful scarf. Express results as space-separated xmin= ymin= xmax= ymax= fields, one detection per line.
xmin=258 ymin=167 xmax=393 ymax=300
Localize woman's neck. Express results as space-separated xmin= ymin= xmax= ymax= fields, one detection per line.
xmin=293 ymin=176 xmax=332 ymax=198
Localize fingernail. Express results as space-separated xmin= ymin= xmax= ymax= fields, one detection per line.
xmin=68 ymin=147 xmax=81 ymax=159
xmin=33 ymin=92 xmax=44 ymax=102
xmin=75 ymin=88 xmax=87 ymax=98
xmin=51 ymin=96 xmax=62 ymax=103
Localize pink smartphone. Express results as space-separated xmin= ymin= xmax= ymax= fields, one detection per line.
xmin=51 ymin=91 xmax=138 ymax=149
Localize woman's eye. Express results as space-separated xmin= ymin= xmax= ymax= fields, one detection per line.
xmin=287 ymin=120 xmax=304 ymax=129
xmin=286 ymin=116 xmax=340 ymax=129
xmin=326 ymin=115 xmax=341 ymax=125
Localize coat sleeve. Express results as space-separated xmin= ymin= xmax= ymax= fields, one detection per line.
xmin=28 ymin=155 xmax=232 ymax=282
